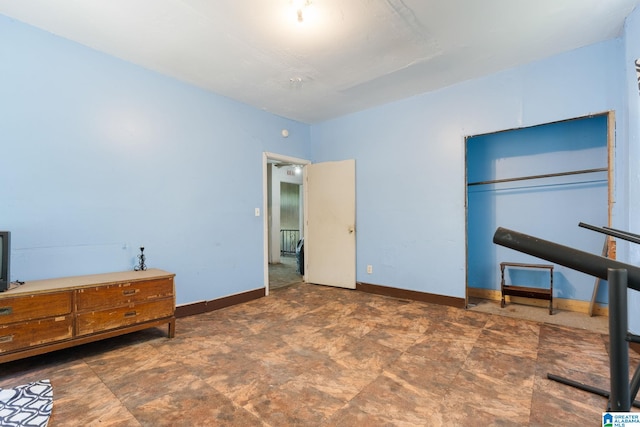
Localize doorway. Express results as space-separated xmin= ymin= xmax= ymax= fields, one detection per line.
xmin=263 ymin=154 xmax=358 ymax=293
xmin=263 ymin=152 xmax=310 ymax=294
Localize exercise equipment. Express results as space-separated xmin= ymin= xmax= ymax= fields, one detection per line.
xmin=493 ymin=225 xmax=640 ymax=411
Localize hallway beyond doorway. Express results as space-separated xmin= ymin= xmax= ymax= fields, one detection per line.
xmin=269 ymin=255 xmax=302 ymax=290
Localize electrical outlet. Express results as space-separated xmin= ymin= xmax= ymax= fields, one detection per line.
xmin=367 ymin=265 xmax=373 ymax=274
xmin=255 ymin=208 xmax=260 ymax=217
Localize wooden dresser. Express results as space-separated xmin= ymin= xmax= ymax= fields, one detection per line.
xmin=0 ymin=269 xmax=175 ymax=363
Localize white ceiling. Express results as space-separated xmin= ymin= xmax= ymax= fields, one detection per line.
xmin=1 ymin=0 xmax=639 ymax=124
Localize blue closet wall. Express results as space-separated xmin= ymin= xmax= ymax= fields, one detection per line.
xmin=467 ymin=115 xmax=609 ymax=302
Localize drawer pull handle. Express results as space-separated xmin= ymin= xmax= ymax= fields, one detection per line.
xmin=124 ymin=311 xmax=137 ymax=318
xmin=0 ymin=307 xmax=12 ymax=316
xmin=0 ymin=335 xmax=14 ymax=343
xmin=122 ymin=289 xmax=139 ymax=296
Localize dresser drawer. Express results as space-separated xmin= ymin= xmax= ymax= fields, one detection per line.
xmin=76 ymin=278 xmax=174 ymax=311
xmin=0 ymin=316 xmax=73 ymax=353
xmin=0 ymin=292 xmax=72 ymax=326
xmin=76 ymin=298 xmax=174 ymax=336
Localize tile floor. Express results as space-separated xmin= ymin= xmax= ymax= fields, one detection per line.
xmin=0 ymin=283 xmax=637 ymax=426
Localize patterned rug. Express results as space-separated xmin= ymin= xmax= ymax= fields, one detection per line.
xmin=0 ymin=379 xmax=53 ymax=427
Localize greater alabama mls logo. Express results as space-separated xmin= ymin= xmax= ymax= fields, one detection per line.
xmin=603 ymin=412 xmax=613 ymax=427
xmin=603 ymin=412 xmax=640 ymax=426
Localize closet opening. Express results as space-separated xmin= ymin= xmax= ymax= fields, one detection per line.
xmin=465 ymin=112 xmax=614 ymax=318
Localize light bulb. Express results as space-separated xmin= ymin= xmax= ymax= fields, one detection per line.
xmin=291 ymin=0 xmax=311 ymax=23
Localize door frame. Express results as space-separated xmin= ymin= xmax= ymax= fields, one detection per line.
xmin=263 ymin=152 xmax=311 ymax=295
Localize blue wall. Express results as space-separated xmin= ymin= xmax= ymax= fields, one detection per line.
xmin=311 ymin=38 xmax=625 ymax=299
xmin=2 ymin=11 xmax=637 ymax=309
xmin=0 ymin=15 xmax=310 ymax=305
xmin=467 ymin=116 xmax=608 ymax=302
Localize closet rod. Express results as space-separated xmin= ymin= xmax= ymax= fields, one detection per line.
xmin=468 ymin=167 xmax=607 ymax=186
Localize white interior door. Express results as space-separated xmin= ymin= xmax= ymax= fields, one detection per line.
xmin=304 ymin=159 xmax=356 ymax=289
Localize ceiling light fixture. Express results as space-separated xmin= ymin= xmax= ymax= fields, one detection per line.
xmin=292 ymin=0 xmax=312 ymax=23
xmin=289 ymin=76 xmax=304 ymax=90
